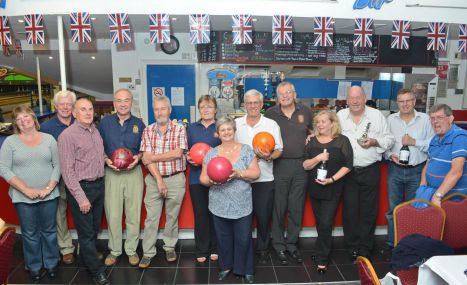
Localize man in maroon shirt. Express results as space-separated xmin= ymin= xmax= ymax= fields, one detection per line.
xmin=58 ymin=98 xmax=108 ymax=285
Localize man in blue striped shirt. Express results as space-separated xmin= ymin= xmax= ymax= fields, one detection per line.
xmin=420 ymin=104 xmax=467 ymax=206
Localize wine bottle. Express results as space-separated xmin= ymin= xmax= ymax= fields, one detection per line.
xmin=399 ymin=144 xmax=410 ymax=165
xmin=316 ymin=149 xmax=328 ymax=181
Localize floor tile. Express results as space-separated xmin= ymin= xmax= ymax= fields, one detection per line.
xmin=175 ymin=267 xmax=209 ymax=284
xmin=307 ymin=264 xmax=344 ymax=282
xmin=178 ymin=252 xmax=210 ymax=268
xmin=337 ymin=263 xmax=359 ymax=281
xmin=71 ymin=268 xmax=105 ymax=284
xmin=330 ymin=249 xmax=355 ymax=265
xmin=274 ymin=266 xmax=311 ymax=283
xmin=254 ymin=266 xmax=277 ymax=283
xmin=107 ymin=267 xmax=143 ymax=284
xmin=140 ymin=268 xmax=176 ymax=284
xmin=208 ymin=270 xmax=244 ymax=284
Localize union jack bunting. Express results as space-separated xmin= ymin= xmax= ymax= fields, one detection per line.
xmin=2 ymin=44 xmax=9 ymax=56
xmin=189 ymin=14 xmax=210 ymax=44
xmin=149 ymin=14 xmax=170 ymax=44
xmin=272 ymin=15 xmax=293 ymax=45
xmin=427 ymin=22 xmax=447 ymax=51
xmin=0 ymin=16 xmax=11 ymax=46
xmin=354 ymin=18 xmax=373 ymax=48
xmin=232 ymin=14 xmax=253 ymax=45
xmin=24 ymin=14 xmax=45 ymax=45
xmin=15 ymin=40 xmax=23 ymax=58
xmin=108 ymin=13 xmax=131 ymax=44
xmin=391 ymin=20 xmax=410 ymax=50
xmin=458 ymin=24 xmax=467 ymax=53
xmin=70 ymin=12 xmax=92 ymax=43
xmin=313 ymin=16 xmax=333 ymax=47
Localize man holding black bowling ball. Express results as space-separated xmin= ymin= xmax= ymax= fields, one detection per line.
xmin=97 ymin=89 xmax=145 ymax=267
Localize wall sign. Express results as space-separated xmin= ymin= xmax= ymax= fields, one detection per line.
xmin=353 ymin=0 xmax=393 ymax=10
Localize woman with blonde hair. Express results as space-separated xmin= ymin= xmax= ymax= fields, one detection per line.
xmin=303 ymin=110 xmax=353 ymax=273
xmin=0 ymin=105 xmax=61 ymax=282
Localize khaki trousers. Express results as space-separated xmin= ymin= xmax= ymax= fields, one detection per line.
xmin=104 ymin=165 xmax=144 ymax=256
xmin=56 ymin=179 xmax=75 ymax=255
xmin=142 ymin=172 xmax=186 ymax=258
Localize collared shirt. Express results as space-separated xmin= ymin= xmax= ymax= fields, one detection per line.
xmin=265 ymin=102 xmax=312 ymax=159
xmin=337 ymin=106 xmax=394 ymax=167
xmin=140 ymin=121 xmax=187 ymax=176
xmin=40 ymin=115 xmax=74 ymax=140
xmin=426 ymin=124 xmax=467 ymax=191
xmin=187 ymin=120 xmax=221 ymax=185
xmin=58 ymin=121 xmax=105 ymax=205
xmin=235 ymin=114 xmax=283 ymax=182
xmin=98 ymin=113 xmax=146 ymax=157
xmin=386 ymin=110 xmax=434 ymax=166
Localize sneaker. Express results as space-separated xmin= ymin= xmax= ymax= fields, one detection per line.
xmin=104 ymin=254 xmax=118 ymax=266
xmin=128 ymin=254 xmax=140 ymax=266
xmin=139 ymin=256 xmax=152 ymax=269
xmin=165 ymin=250 xmax=177 ymax=262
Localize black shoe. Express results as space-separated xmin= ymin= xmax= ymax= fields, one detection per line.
xmin=257 ymin=251 xmax=269 ymax=265
xmin=276 ymin=250 xmax=288 ymax=265
xmin=218 ymin=269 xmax=231 ymax=281
xmin=47 ymin=266 xmax=58 ymax=278
xmin=93 ymin=272 xmax=109 ymax=285
xmin=30 ymin=270 xmax=43 ymax=283
xmin=244 ymin=274 xmax=255 ymax=284
xmin=350 ymin=250 xmax=359 ymax=262
xmin=288 ymin=250 xmax=303 ymax=263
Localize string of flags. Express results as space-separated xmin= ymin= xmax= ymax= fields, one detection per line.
xmin=0 ymin=13 xmax=466 ymax=57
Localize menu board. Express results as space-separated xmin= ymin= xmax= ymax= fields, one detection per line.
xmin=197 ymin=31 xmax=435 ymax=66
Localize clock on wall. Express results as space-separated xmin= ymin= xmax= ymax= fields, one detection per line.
xmin=161 ymin=35 xmax=180 ymax=55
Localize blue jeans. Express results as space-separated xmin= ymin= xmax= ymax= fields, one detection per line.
xmin=15 ymin=198 xmax=59 ymax=272
xmin=386 ymin=163 xmax=424 ymax=246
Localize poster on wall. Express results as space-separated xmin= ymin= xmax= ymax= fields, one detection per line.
xmin=171 ymin=87 xmax=185 ymax=106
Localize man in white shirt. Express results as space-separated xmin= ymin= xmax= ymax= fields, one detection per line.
xmin=337 ymin=86 xmax=394 ymax=261
xmin=235 ymin=89 xmax=283 ymax=264
xmin=385 ymin=88 xmax=433 ymax=249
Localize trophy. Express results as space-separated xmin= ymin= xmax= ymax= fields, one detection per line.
xmin=261 ymin=69 xmax=270 ymax=99
xmin=357 ymin=122 xmax=371 ymax=146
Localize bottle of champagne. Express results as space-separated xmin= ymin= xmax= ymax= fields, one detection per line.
xmin=316 ymin=149 xmax=328 ymax=181
xmin=399 ymin=144 xmax=410 ymax=165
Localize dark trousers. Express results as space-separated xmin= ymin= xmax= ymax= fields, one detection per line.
xmin=189 ymin=183 xmax=217 ymax=258
xmin=213 ymin=214 xmax=254 ymax=275
xmin=67 ymin=178 xmax=105 ymax=275
xmin=271 ymin=158 xmax=307 ymax=253
xmin=252 ymin=181 xmax=274 ymax=252
xmin=310 ymin=197 xmax=340 ymax=265
xmin=343 ymin=163 xmax=380 ymax=255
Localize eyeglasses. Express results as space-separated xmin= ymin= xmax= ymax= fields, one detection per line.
xmin=397 ymin=99 xmax=415 ymax=104
xmin=115 ymin=99 xmax=131 ymax=103
xmin=199 ymin=106 xmax=215 ymax=110
xmin=430 ymin=115 xmax=448 ymax=122
xmin=278 ymin=90 xmax=295 ymax=96
xmin=245 ymin=101 xmax=261 ymax=106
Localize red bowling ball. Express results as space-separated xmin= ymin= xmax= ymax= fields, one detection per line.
xmin=207 ymin=157 xmax=233 ymax=183
xmin=111 ymin=147 xmax=135 ymax=169
xmin=189 ymin=142 xmax=212 ymax=165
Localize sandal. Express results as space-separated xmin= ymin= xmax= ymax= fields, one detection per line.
xmin=196 ymin=257 xmax=207 ymax=263
xmin=210 ymin=254 xmax=219 ymax=261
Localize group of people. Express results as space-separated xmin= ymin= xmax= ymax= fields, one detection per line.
xmin=0 ymin=81 xmax=466 ymax=285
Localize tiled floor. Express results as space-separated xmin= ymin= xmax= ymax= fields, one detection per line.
xmin=6 ymin=235 xmax=393 ymax=284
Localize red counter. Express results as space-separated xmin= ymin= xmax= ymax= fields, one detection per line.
xmin=0 ymin=164 xmax=389 ymax=229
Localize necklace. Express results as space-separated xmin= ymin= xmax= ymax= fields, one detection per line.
xmin=222 ymin=144 xmax=238 ymax=154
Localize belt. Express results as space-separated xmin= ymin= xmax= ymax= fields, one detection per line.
xmin=392 ymin=161 xmax=426 ymax=168
xmin=79 ymin=177 xmax=104 ymax=184
xmin=161 ymin=171 xmax=182 ymax=178
xmin=353 ymin=162 xmax=380 ymax=172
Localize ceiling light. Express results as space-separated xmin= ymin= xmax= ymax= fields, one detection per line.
xmin=91 ymin=56 xmax=96 ymax=60
xmin=252 ymin=18 xmax=258 ymax=22
xmin=91 ymin=17 xmax=96 ymax=20
xmin=171 ymin=17 xmax=177 ymax=21
xmin=18 ymin=19 xmax=24 ymax=23
xmin=48 ymin=56 xmax=53 ymax=59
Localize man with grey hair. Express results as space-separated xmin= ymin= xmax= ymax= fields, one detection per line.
xmin=138 ymin=95 xmax=187 ymax=268
xmin=98 ymin=89 xmax=146 ymax=267
xmin=40 ymin=90 xmax=77 ymax=264
xmin=235 ymin=89 xmax=283 ymax=264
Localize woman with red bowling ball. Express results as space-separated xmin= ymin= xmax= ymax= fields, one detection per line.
xmin=200 ymin=116 xmax=260 ymax=284
xmin=0 ymin=106 xmax=61 ymax=283
xmin=186 ymin=95 xmax=221 ymax=264
xmin=302 ymin=110 xmax=353 ymax=274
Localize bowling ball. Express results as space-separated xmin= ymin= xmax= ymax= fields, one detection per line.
xmin=111 ymin=147 xmax=135 ymax=169
xmin=252 ymin=132 xmax=275 ymax=154
xmin=189 ymin=142 xmax=212 ymax=165
xmin=207 ymin=157 xmax=233 ymax=183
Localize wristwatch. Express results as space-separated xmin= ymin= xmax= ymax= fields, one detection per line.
xmin=435 ymin=192 xmax=443 ymax=199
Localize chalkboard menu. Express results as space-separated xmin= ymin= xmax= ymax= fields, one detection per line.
xmin=197 ymin=31 xmax=435 ymax=66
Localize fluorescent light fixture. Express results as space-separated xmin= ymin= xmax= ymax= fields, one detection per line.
xmin=172 ymin=17 xmax=177 ymax=21
xmin=91 ymin=17 xmax=96 ymax=20
xmin=48 ymin=56 xmax=53 ymax=59
xmin=18 ymin=19 xmax=24 ymax=23
xmin=91 ymin=56 xmax=96 ymax=60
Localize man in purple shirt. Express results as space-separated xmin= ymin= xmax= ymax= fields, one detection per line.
xmin=58 ymin=98 xmax=108 ymax=285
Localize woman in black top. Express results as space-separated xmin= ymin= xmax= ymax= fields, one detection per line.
xmin=303 ymin=110 xmax=353 ymax=273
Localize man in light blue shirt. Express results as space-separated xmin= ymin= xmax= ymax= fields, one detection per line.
xmin=385 ymin=88 xmax=434 ymax=248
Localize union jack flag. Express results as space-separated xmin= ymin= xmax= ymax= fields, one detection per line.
xmin=2 ymin=44 xmax=9 ymax=56
xmin=108 ymin=13 xmax=131 ymax=44
xmin=391 ymin=20 xmax=410 ymax=50
xmin=272 ymin=15 xmax=293 ymax=45
xmin=189 ymin=14 xmax=210 ymax=44
xmin=232 ymin=14 xmax=252 ymax=45
xmin=24 ymin=14 xmax=45 ymax=45
xmin=70 ymin=12 xmax=92 ymax=43
xmin=0 ymin=16 xmax=11 ymax=46
xmin=149 ymin=14 xmax=170 ymax=44
xmin=314 ymin=16 xmax=333 ymax=47
xmin=354 ymin=18 xmax=373 ymax=48
xmin=458 ymin=24 xmax=467 ymax=53
xmin=15 ymin=40 xmax=23 ymax=58
xmin=427 ymin=22 xmax=447 ymax=51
